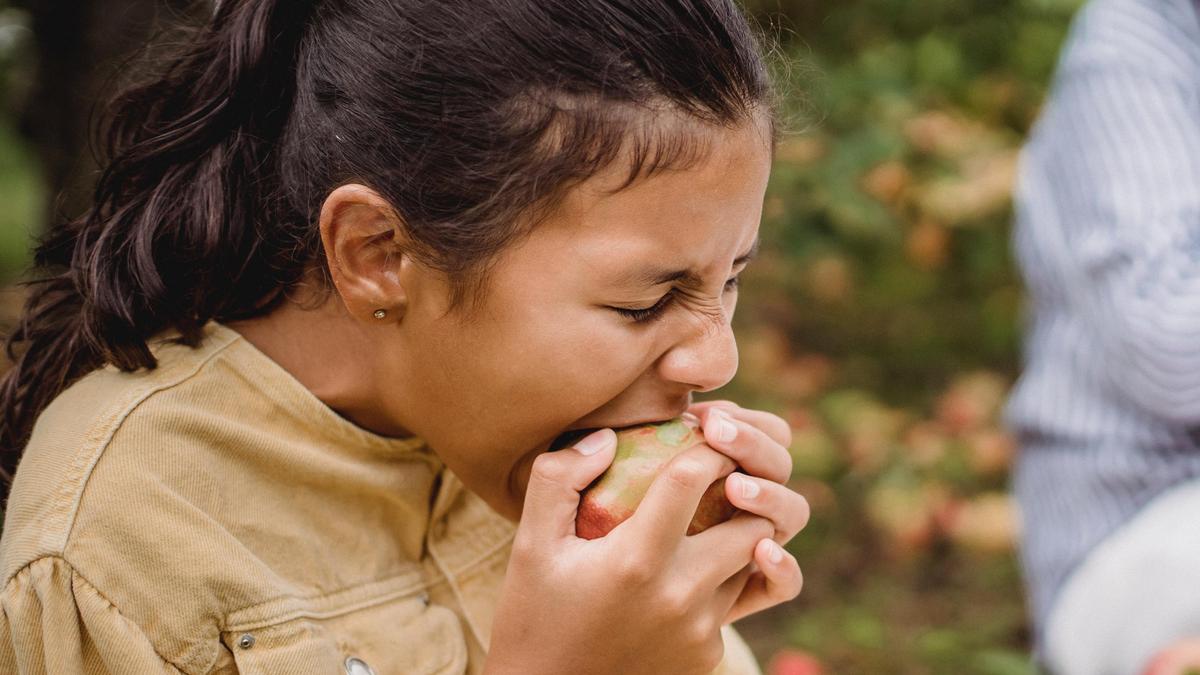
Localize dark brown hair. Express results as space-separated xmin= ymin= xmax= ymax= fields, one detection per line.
xmin=0 ymin=0 xmax=782 ymax=486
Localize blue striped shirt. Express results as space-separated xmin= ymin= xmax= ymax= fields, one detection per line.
xmin=1004 ymin=0 xmax=1200 ymax=651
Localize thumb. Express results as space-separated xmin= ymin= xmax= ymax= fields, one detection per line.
xmin=519 ymin=428 xmax=618 ymax=544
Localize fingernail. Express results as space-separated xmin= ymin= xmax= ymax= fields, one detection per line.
xmin=681 ymin=412 xmax=701 ymax=428
xmin=713 ymin=410 xmax=737 ymax=444
xmin=733 ymin=473 xmax=759 ymax=500
xmin=573 ymin=428 xmax=615 ymax=455
xmin=767 ymin=540 xmax=784 ymax=564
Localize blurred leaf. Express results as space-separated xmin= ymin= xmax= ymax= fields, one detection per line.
xmin=843 ymin=609 xmax=888 ymax=650
xmin=0 ymin=119 xmax=36 ymax=280
xmin=972 ymin=649 xmax=1039 ymax=675
xmin=914 ymin=32 xmax=965 ymax=90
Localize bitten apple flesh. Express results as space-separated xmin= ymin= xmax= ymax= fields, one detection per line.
xmin=572 ymin=417 xmax=740 ymax=540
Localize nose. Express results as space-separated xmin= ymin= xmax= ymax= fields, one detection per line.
xmin=656 ymin=310 xmax=739 ymax=393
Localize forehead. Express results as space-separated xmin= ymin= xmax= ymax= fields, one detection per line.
xmin=544 ymin=115 xmax=773 ymax=278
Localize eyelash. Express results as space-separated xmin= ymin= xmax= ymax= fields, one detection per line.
xmin=615 ymin=276 xmax=741 ymax=324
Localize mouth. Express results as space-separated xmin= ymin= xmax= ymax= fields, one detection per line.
xmin=547 ymin=416 xmax=687 ymax=452
xmin=548 ymin=428 xmax=602 ymax=452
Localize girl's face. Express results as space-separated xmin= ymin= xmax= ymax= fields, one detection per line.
xmin=369 ymin=117 xmax=772 ymax=522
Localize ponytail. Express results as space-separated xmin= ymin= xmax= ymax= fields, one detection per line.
xmin=0 ymin=0 xmax=314 ymax=485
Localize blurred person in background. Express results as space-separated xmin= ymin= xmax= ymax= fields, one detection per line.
xmin=1004 ymin=0 xmax=1200 ymax=672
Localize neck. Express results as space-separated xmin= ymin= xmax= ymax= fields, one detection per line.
xmin=224 ymin=291 xmax=413 ymax=438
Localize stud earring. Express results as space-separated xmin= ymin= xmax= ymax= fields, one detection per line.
xmin=373 ymin=309 xmax=387 ymax=320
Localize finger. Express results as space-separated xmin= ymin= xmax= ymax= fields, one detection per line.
xmin=688 ymin=399 xmax=741 ymax=413
xmin=1142 ymin=638 xmax=1200 ymax=675
xmin=692 ymin=403 xmax=792 ymax=448
xmin=685 ymin=510 xmax=777 ymax=588
xmin=720 ymin=538 xmax=804 ymax=625
xmin=711 ymin=561 xmax=755 ymax=618
xmin=724 ymin=472 xmax=810 ymax=544
xmin=701 ymin=409 xmax=792 ymax=484
xmin=518 ymin=428 xmax=617 ymax=546
xmin=620 ymin=444 xmax=738 ymax=555
xmin=686 ymin=400 xmax=740 ymax=424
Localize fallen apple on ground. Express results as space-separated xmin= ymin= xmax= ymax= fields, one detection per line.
xmin=767 ymin=648 xmax=826 ymax=675
xmin=554 ymin=417 xmax=741 ymax=540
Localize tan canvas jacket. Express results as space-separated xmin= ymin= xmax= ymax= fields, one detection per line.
xmin=0 ymin=321 xmax=763 ymax=674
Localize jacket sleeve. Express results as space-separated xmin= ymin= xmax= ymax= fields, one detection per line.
xmin=0 ymin=556 xmax=184 ymax=674
xmin=1019 ymin=53 xmax=1200 ymax=424
xmin=712 ymin=623 xmax=763 ymax=675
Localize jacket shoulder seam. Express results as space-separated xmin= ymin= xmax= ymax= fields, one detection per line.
xmin=35 ymin=333 xmax=242 ymax=558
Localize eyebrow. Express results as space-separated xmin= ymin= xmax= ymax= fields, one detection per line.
xmin=620 ymin=236 xmax=762 ymax=288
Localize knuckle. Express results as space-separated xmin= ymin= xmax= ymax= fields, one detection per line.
xmin=615 ymin=552 xmax=654 ymax=585
xmin=699 ymin=631 xmax=726 ymax=672
xmin=682 ymin=616 xmax=712 ymax=651
xmin=664 ymin=456 xmax=710 ymax=492
xmin=794 ymin=494 xmax=812 ymax=532
xmin=779 ymin=449 xmax=794 ymax=480
xmin=791 ymin=565 xmax=805 ymax=600
xmin=769 ymin=561 xmax=803 ymax=604
xmin=772 ymin=416 xmax=793 ymax=447
xmin=660 ymin=581 xmax=696 ymax=619
xmin=529 ymin=452 xmax=568 ymax=484
xmin=753 ymin=515 xmax=776 ymax=541
xmin=508 ymin=532 xmax=543 ymax=568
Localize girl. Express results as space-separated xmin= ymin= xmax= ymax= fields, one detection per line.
xmin=0 ymin=1 xmax=808 ymax=673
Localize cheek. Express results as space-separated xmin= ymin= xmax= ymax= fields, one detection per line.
xmin=516 ymin=316 xmax=646 ymax=391
xmin=486 ymin=309 xmax=654 ymax=412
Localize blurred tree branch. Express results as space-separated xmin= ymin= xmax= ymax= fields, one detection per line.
xmin=10 ymin=0 xmax=206 ymax=228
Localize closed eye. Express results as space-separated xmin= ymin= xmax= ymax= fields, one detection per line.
xmin=612 ymin=275 xmax=741 ymax=324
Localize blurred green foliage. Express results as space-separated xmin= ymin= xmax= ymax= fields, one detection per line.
xmin=0 ymin=0 xmax=1089 ymax=672
xmin=715 ymin=0 xmax=1085 ymax=672
xmin=0 ymin=4 xmax=37 ymax=282
xmin=0 ymin=118 xmax=37 ymax=278
xmin=736 ymin=0 xmax=1084 ymax=405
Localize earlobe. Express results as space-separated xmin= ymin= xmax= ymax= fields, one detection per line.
xmin=318 ymin=183 xmax=410 ymax=323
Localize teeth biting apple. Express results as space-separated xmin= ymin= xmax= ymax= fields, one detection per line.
xmin=553 ymin=417 xmax=741 ymax=540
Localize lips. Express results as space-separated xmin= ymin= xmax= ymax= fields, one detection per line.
xmin=549 ymin=428 xmax=601 ymax=452
xmin=549 ymin=417 xmax=682 ymax=452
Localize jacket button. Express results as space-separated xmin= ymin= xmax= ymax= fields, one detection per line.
xmin=344 ymin=656 xmax=376 ymax=675
xmin=419 ymin=591 xmax=430 ymax=606
xmin=237 ymin=634 xmax=255 ymax=650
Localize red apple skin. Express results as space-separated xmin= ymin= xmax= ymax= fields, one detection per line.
xmin=575 ymin=418 xmax=739 ymax=540
xmin=768 ymin=649 xmax=826 ymax=675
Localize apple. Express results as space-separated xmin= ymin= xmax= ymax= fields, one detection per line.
xmin=768 ymin=648 xmax=826 ymax=675
xmin=564 ymin=417 xmax=740 ymax=540
xmin=941 ymin=492 xmax=1019 ymax=553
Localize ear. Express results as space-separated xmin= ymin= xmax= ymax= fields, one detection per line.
xmin=318 ymin=183 xmax=410 ymax=323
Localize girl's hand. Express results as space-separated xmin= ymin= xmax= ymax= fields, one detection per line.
xmin=486 ymin=427 xmax=785 ymax=675
xmin=685 ymin=399 xmax=808 ymax=624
